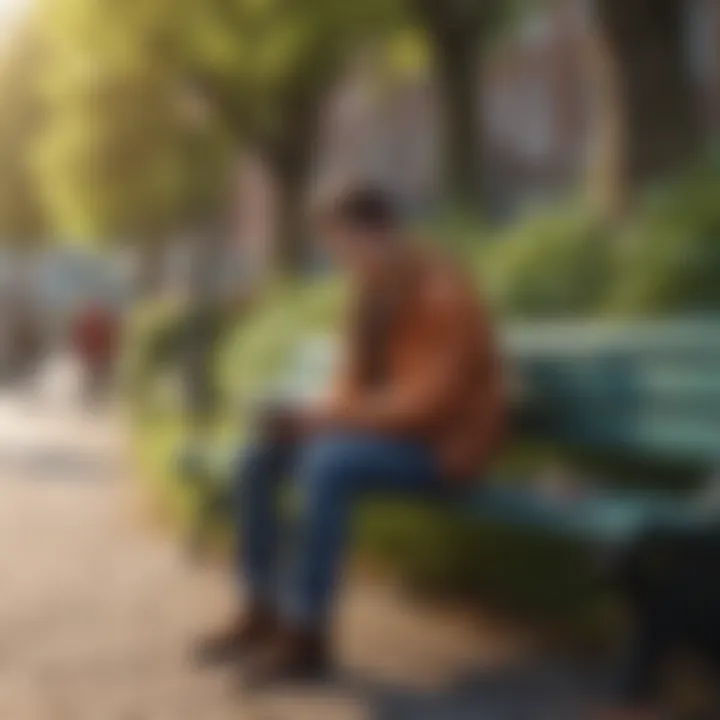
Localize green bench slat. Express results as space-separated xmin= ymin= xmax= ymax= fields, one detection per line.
xmin=465 ymin=484 xmax=720 ymax=545
xmin=521 ymin=363 xmax=720 ymax=399
xmin=506 ymin=319 xmax=720 ymax=357
xmin=514 ymin=339 xmax=720 ymax=462
xmin=522 ymin=415 xmax=720 ymax=464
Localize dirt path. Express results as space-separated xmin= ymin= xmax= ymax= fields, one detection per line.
xmin=0 ymin=371 xmax=589 ymax=719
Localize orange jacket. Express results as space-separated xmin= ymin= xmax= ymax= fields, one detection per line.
xmin=328 ymin=249 xmax=506 ymax=482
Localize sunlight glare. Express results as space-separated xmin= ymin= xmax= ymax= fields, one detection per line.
xmin=0 ymin=0 xmax=29 ymax=36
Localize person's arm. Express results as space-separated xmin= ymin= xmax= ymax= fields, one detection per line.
xmin=329 ymin=279 xmax=476 ymax=435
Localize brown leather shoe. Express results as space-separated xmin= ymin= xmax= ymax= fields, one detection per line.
xmin=242 ymin=625 xmax=331 ymax=688
xmin=194 ymin=605 xmax=276 ymax=667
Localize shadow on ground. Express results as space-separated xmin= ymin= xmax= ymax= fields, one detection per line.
xmin=364 ymin=661 xmax=608 ymax=720
xmin=254 ymin=657 xmax=614 ymax=720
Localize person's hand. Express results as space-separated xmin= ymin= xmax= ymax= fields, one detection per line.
xmin=295 ymin=404 xmax=337 ymax=437
xmin=257 ymin=404 xmax=304 ymax=441
xmin=257 ymin=403 xmax=335 ymax=442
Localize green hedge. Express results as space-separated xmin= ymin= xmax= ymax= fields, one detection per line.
xmin=479 ymin=204 xmax=613 ymax=319
xmin=481 ymin=153 xmax=720 ymax=320
xmin=606 ymin=158 xmax=720 ymax=315
xmin=219 ymin=280 xmax=345 ymax=412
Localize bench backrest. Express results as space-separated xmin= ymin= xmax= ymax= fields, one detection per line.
xmin=507 ymin=319 xmax=720 ymax=467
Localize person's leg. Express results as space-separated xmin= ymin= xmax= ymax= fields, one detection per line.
xmin=195 ymin=436 xmax=296 ymax=665
xmin=243 ymin=432 xmax=443 ymax=684
xmin=285 ymin=432 xmax=443 ymax=627
xmin=234 ymin=438 xmax=296 ymax=607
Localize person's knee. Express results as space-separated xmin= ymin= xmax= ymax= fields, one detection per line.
xmin=297 ymin=436 xmax=359 ymax=506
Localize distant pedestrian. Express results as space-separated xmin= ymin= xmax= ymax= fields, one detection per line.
xmin=72 ymin=300 xmax=121 ymax=406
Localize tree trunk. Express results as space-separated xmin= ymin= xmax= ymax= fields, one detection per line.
xmin=434 ymin=35 xmax=483 ymax=214
xmin=591 ymin=0 xmax=700 ymax=215
xmin=266 ymin=102 xmax=319 ymax=278
xmin=183 ymin=220 xmax=225 ymax=434
xmin=273 ymin=164 xmax=310 ymax=277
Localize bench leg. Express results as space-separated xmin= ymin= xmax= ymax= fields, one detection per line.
xmin=610 ymin=528 xmax=720 ymax=711
xmin=616 ymin=599 xmax=670 ymax=706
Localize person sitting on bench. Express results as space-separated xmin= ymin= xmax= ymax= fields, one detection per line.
xmin=196 ymin=184 xmax=505 ymax=685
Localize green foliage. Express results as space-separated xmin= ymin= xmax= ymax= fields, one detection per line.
xmin=479 ymin=204 xmax=613 ymax=318
xmin=219 ymin=279 xmax=345 ymax=409
xmin=123 ymin=300 xmax=187 ymax=410
xmin=606 ymin=155 xmax=720 ymax=315
xmin=355 ymin=500 xmax=602 ymax=621
xmin=125 ymin=297 xmax=244 ymax=418
xmin=26 ymin=0 xmax=399 ymax=266
xmin=478 ymin=155 xmax=720 ymax=320
xmin=420 ymin=208 xmax=489 ymax=258
xmin=34 ymin=0 xmax=233 ymax=242
xmin=0 ymin=27 xmax=49 ymax=245
xmin=184 ymin=0 xmax=397 ymax=149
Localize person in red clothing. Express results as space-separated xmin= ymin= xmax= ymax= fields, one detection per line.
xmin=72 ymin=299 xmax=121 ymax=405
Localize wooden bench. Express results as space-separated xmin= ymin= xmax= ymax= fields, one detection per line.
xmin=178 ymin=318 xmax=720 ymax=702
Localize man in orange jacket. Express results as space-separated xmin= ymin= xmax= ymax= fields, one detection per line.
xmin=197 ymin=185 xmax=505 ymax=684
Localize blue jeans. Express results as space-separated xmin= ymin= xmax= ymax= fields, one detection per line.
xmin=233 ymin=432 xmax=443 ymax=626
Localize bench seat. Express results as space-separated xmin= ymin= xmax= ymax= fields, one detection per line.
xmin=177 ymin=441 xmax=720 ymax=547
xmin=466 ymin=482 xmax=720 ymax=545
